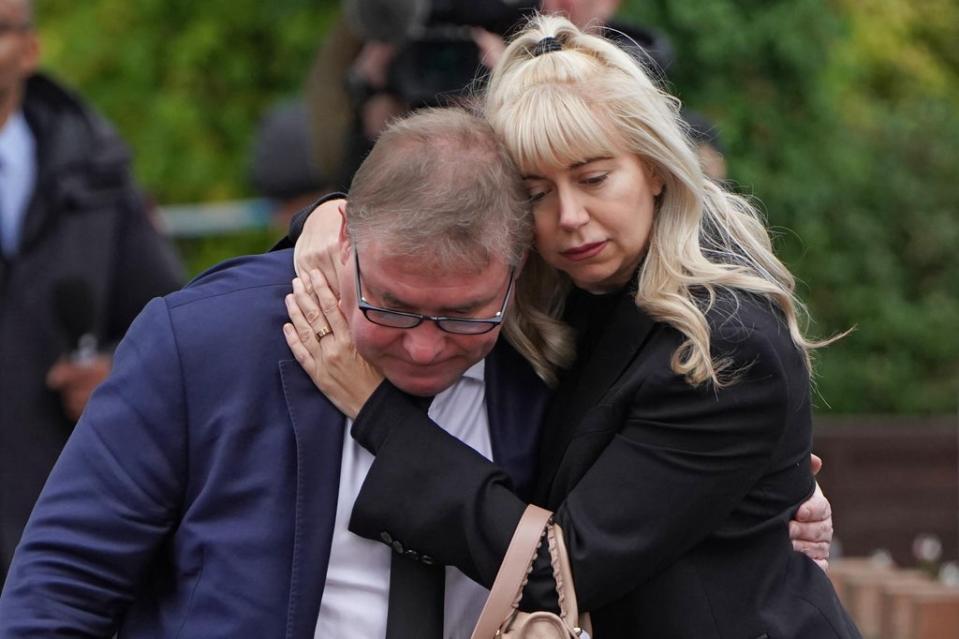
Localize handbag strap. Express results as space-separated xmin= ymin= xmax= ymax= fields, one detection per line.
xmin=549 ymin=522 xmax=588 ymax=632
xmin=470 ymin=504 xmax=553 ymax=639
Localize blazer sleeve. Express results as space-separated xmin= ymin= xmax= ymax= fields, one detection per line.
xmin=348 ymin=319 xmax=804 ymax=612
xmin=0 ymin=298 xmax=188 ymax=637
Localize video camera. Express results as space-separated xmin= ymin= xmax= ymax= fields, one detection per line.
xmin=344 ymin=0 xmax=536 ymax=108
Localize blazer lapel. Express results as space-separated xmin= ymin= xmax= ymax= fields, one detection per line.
xmin=484 ymin=341 xmax=550 ymax=502
xmin=535 ymin=294 xmax=656 ymax=499
xmin=279 ymin=360 xmax=346 ymax=639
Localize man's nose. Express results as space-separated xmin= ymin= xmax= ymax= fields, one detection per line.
xmin=401 ymin=322 xmax=446 ymax=364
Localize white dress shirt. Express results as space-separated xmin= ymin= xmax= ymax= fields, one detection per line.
xmin=0 ymin=110 xmax=37 ymax=257
xmin=315 ymin=360 xmax=492 ymax=639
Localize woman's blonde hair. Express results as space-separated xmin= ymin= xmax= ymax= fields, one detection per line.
xmin=488 ymin=15 xmax=830 ymax=387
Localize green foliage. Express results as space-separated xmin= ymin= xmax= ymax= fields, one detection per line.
xmin=620 ymin=0 xmax=959 ymax=413
xmin=38 ymin=0 xmax=338 ymax=281
xmin=35 ymin=1 xmax=959 ymax=413
xmin=38 ymin=0 xmax=338 ymax=203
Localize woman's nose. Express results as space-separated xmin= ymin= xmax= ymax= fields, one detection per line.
xmin=557 ymin=189 xmax=589 ymax=231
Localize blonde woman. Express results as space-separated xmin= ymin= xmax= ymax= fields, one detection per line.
xmin=283 ymin=15 xmax=858 ymax=638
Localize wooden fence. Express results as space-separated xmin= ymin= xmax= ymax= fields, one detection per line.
xmin=814 ymin=416 xmax=959 ymax=566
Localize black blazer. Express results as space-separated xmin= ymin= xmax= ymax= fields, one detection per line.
xmin=344 ymin=288 xmax=860 ymax=638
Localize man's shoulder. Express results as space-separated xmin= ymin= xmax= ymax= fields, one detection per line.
xmin=166 ymin=250 xmax=294 ymax=311
xmin=136 ymin=251 xmax=295 ymax=361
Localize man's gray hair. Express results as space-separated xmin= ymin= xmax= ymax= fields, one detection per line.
xmin=346 ymin=107 xmax=531 ymax=270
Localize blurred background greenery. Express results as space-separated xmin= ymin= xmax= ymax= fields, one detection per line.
xmin=36 ymin=0 xmax=957 ymax=414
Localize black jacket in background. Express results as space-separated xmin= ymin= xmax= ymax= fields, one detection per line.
xmin=0 ymin=74 xmax=183 ymax=585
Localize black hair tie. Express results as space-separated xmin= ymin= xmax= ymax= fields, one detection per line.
xmin=532 ymin=36 xmax=563 ymax=57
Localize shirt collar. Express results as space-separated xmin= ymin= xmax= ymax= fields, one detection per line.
xmin=460 ymin=359 xmax=485 ymax=382
xmin=0 ymin=110 xmax=33 ymax=169
xmin=423 ymin=359 xmax=485 ymax=414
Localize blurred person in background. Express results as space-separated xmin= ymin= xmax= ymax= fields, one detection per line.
xmin=303 ymin=0 xmax=673 ymax=189
xmin=472 ymin=0 xmax=673 ymax=73
xmin=249 ymin=97 xmax=327 ymax=227
xmin=0 ymin=0 xmax=182 ymax=586
xmin=683 ymin=108 xmax=728 ymax=182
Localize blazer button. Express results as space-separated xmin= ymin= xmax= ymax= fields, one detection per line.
xmin=392 ymin=540 xmax=405 ymax=555
xmin=421 ymin=554 xmax=435 ymax=565
xmin=404 ymin=548 xmax=420 ymax=561
xmin=380 ymin=531 xmax=393 ymax=545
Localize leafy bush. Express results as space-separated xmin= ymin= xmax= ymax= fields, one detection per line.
xmin=38 ymin=0 xmax=337 ymax=203
xmin=620 ymin=0 xmax=959 ymax=413
xmin=38 ymin=0 xmax=336 ymax=283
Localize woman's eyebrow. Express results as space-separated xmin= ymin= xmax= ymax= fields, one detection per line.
xmin=522 ymin=156 xmax=613 ymax=179
xmin=571 ymin=156 xmax=613 ymax=168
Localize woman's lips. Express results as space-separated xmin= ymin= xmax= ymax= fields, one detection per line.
xmin=561 ymin=241 xmax=607 ymax=261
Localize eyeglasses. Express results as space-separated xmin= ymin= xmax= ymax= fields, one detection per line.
xmin=353 ymin=247 xmax=514 ymax=335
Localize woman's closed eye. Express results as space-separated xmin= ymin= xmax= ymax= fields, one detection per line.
xmin=581 ymin=172 xmax=609 ymax=187
xmin=529 ymin=190 xmax=547 ymax=204
xmin=526 ymin=169 xmax=609 ymax=204
xmin=527 ymin=184 xmax=550 ymax=204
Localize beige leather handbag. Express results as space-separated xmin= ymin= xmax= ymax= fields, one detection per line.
xmin=471 ymin=505 xmax=592 ymax=639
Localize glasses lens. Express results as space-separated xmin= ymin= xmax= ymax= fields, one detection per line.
xmin=437 ymin=319 xmax=498 ymax=335
xmin=365 ymin=308 xmax=421 ymax=329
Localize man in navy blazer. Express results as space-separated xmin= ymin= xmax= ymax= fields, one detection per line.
xmin=1 ymin=106 xmax=834 ymax=637
xmin=0 ymin=108 xmax=546 ymax=637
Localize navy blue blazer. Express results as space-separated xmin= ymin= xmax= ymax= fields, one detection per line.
xmin=0 ymin=250 xmax=548 ymax=638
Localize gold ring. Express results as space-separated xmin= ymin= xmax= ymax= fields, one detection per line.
xmin=315 ymin=326 xmax=332 ymax=340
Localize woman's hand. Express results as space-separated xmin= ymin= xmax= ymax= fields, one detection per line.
xmin=284 ymin=268 xmax=384 ymax=419
xmin=293 ymin=198 xmax=345 ymax=296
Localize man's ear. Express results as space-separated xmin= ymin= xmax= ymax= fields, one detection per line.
xmin=337 ymin=203 xmax=351 ymax=265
